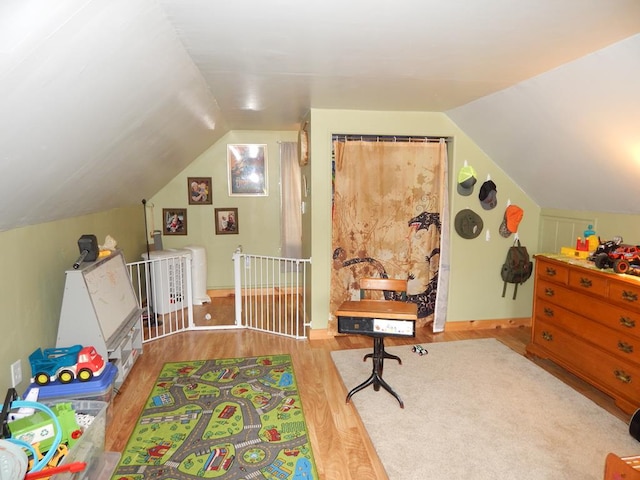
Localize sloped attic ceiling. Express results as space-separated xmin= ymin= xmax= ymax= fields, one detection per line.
xmin=446 ymin=34 xmax=640 ymax=214
xmin=0 ymin=0 xmax=224 ymax=232
xmin=1 ymin=0 xmax=639 ymax=232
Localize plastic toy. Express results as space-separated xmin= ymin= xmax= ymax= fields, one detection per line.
xmin=29 ymin=345 xmax=106 ymax=386
xmin=576 ymin=237 xmax=589 ymax=251
xmin=589 ymin=235 xmax=623 ymax=267
xmin=24 ymin=460 xmax=86 ymax=480
xmin=0 ymin=390 xmax=67 ymax=473
xmin=8 ymin=402 xmax=82 ymax=452
xmin=412 ymin=345 xmax=428 ymax=356
xmin=609 ymin=245 xmax=640 ymax=274
xmin=26 ymin=443 xmax=69 ymax=472
xmin=590 ymin=237 xmax=640 ymax=273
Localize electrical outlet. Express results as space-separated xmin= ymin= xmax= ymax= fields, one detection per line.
xmin=10 ymin=359 xmax=22 ymax=387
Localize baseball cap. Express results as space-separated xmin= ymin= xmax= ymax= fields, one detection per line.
xmin=478 ymin=180 xmax=498 ymax=210
xmin=499 ymin=205 xmax=524 ymax=238
xmin=454 ymin=209 xmax=484 ymax=239
xmin=457 ymin=165 xmax=477 ymax=196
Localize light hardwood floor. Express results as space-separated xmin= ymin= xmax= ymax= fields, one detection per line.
xmin=106 ymin=325 xmax=630 ymax=479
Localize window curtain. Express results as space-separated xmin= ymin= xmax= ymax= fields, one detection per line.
xmin=330 ymin=139 xmax=449 ymax=331
xmin=280 ymin=141 xmax=302 ymax=258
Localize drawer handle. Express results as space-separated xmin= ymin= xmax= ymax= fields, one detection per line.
xmin=544 ymin=287 xmax=555 ymax=297
xmin=579 ymin=277 xmax=592 ymax=288
xmin=542 ymin=331 xmax=553 ymax=341
xmin=622 ymin=290 xmax=639 ymax=303
xmin=545 ymin=267 xmax=557 ymax=277
xmin=614 ymin=369 xmax=632 ymax=384
xmin=620 ymin=317 xmax=636 ymax=328
xmin=618 ymin=341 xmax=634 ymax=354
xmin=543 ymin=307 xmax=554 ymax=317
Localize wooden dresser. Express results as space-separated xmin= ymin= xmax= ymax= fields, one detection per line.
xmin=527 ymin=254 xmax=640 ymax=414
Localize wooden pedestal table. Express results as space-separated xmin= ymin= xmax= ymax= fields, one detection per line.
xmin=336 ymin=300 xmax=417 ymax=408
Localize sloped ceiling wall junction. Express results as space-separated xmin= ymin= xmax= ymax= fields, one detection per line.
xmin=1 ymin=0 xmax=639 ymax=232
xmin=0 ymin=0 xmax=224 ymax=232
xmin=446 ymin=34 xmax=640 ymax=214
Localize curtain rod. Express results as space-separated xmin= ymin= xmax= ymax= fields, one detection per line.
xmin=332 ymin=134 xmax=449 ymax=143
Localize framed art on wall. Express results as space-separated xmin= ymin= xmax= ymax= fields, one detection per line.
xmin=163 ymin=208 xmax=187 ymax=235
xmin=227 ymin=144 xmax=268 ymax=196
xmin=188 ymin=177 xmax=212 ymax=205
xmin=214 ymin=208 xmax=238 ymax=235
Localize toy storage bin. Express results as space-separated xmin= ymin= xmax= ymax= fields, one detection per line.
xmin=48 ymin=400 xmax=108 ymax=479
xmin=93 ymin=451 xmax=122 ymax=480
xmin=24 ymin=363 xmax=117 ymax=421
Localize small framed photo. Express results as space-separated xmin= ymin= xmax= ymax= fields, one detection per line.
xmin=163 ymin=208 xmax=187 ymax=235
xmin=227 ymin=144 xmax=268 ymax=196
xmin=188 ymin=177 xmax=212 ymax=205
xmin=214 ymin=208 xmax=238 ymax=235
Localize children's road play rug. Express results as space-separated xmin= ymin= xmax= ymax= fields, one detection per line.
xmin=110 ymin=355 xmax=318 ymax=479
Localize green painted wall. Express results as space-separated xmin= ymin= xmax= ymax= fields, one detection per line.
xmin=150 ymin=130 xmax=297 ymax=288
xmin=5 ymin=118 xmax=638 ymax=394
xmin=307 ymin=109 xmax=540 ymax=329
xmin=150 ymin=115 xmax=545 ymax=331
xmin=0 ymin=206 xmax=145 ymax=392
xmin=539 ymin=208 xmax=640 ymax=252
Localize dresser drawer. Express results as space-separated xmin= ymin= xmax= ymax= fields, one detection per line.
xmin=536 ymin=280 xmax=640 ymax=339
xmin=568 ymin=269 xmax=608 ymax=298
xmin=535 ymin=299 xmax=640 ymax=364
xmin=535 ymin=279 xmax=586 ymax=310
xmin=532 ymin=318 xmax=640 ymax=403
xmin=536 ymin=259 xmax=569 ymax=285
xmin=535 ymin=279 xmax=568 ymax=304
xmin=609 ymin=280 xmax=640 ymax=312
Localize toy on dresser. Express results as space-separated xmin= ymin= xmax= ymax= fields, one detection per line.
xmin=561 ymin=224 xmax=600 ymax=258
xmin=588 ymin=235 xmax=640 ymax=275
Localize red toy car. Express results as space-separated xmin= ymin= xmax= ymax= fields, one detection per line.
xmin=593 ymin=243 xmax=640 ymax=274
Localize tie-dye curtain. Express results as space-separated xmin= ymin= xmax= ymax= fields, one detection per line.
xmin=330 ymin=139 xmax=448 ymax=331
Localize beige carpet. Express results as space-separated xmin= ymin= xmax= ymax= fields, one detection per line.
xmin=331 ymin=338 xmax=640 ymax=479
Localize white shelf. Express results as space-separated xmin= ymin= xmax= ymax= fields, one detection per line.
xmin=56 ymin=251 xmax=142 ymax=389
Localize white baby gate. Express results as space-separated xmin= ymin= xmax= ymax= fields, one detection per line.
xmin=233 ymin=252 xmax=311 ymax=339
xmin=127 ymin=251 xmax=311 ymax=342
xmin=127 ymin=252 xmax=193 ymax=342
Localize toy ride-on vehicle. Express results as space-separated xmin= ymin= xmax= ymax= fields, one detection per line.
xmin=590 ymin=236 xmax=640 ymax=274
xmin=29 ymin=345 xmax=106 ymax=386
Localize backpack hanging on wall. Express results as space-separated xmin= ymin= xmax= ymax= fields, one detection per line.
xmin=501 ymin=238 xmax=533 ymax=299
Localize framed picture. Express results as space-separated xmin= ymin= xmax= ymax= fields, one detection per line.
xmin=214 ymin=208 xmax=238 ymax=235
xmin=163 ymin=208 xmax=187 ymax=235
xmin=227 ymin=144 xmax=268 ymax=196
xmin=188 ymin=177 xmax=212 ymax=205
